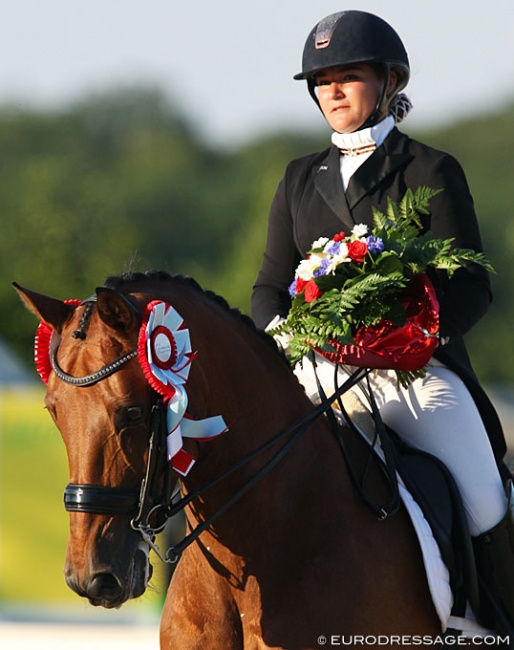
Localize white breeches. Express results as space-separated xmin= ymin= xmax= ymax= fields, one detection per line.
xmin=294 ymin=354 xmax=507 ymax=536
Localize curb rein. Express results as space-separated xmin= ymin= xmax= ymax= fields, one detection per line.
xmin=55 ymin=304 xmax=401 ymax=565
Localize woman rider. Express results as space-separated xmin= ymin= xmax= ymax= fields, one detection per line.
xmin=251 ymin=10 xmax=514 ymax=630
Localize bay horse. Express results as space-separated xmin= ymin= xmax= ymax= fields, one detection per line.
xmin=14 ymin=271 xmax=441 ymax=649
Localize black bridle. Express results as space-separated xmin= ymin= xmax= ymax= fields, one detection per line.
xmin=59 ymin=370 xmax=175 ymax=541
xmin=63 ymin=391 xmax=174 ymax=537
xmin=53 ymin=340 xmax=146 ymax=516
xmin=54 ymin=310 xmax=400 ymax=564
xmin=51 ymin=345 xmax=138 ymax=387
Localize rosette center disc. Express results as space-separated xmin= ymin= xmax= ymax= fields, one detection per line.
xmin=150 ymin=326 xmax=177 ymax=370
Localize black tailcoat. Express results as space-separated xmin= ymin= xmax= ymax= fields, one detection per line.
xmin=252 ymin=127 xmax=506 ymax=464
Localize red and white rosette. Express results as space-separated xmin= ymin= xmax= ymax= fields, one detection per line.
xmin=138 ymin=300 xmax=194 ymax=397
xmin=138 ymin=301 xmax=227 ymax=476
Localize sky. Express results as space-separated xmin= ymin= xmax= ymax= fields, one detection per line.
xmin=1 ymin=0 xmax=513 ymax=146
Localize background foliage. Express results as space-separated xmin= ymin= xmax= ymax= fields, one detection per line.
xmin=1 ymin=87 xmax=513 ymax=383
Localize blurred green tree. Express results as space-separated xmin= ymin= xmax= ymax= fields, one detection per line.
xmin=1 ymin=88 xmax=513 ymax=384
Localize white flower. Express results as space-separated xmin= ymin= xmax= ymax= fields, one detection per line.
xmin=296 ymin=253 xmax=326 ymax=281
xmin=311 ymin=236 xmax=330 ymax=250
xmin=326 ymin=243 xmax=350 ymax=273
xmin=352 ymin=224 xmax=369 ymax=238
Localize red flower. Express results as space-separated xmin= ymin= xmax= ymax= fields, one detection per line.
xmin=304 ymin=279 xmax=323 ymax=303
xmin=295 ymin=277 xmax=307 ymax=293
xmin=333 ymin=231 xmax=346 ymax=242
xmin=347 ymin=240 xmax=369 ymax=263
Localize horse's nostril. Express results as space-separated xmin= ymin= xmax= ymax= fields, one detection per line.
xmin=87 ymin=572 xmax=122 ymax=600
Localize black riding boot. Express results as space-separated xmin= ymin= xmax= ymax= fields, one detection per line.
xmin=473 ymin=480 xmax=514 ymax=634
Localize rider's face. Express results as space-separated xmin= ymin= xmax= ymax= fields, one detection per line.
xmin=315 ymin=63 xmax=388 ymax=133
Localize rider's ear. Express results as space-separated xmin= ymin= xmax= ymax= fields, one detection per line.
xmin=95 ymin=287 xmax=140 ymax=333
xmin=13 ymin=282 xmax=76 ymax=333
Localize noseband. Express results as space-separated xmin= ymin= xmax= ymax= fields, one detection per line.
xmin=61 ymin=366 xmax=173 ymax=533
xmin=64 ymin=483 xmax=140 ymax=514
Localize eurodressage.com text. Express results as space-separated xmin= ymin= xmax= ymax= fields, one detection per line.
xmin=316 ymin=634 xmax=510 ymax=646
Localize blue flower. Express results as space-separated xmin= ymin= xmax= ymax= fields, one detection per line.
xmin=366 ymin=235 xmax=385 ymax=254
xmin=314 ymin=258 xmax=330 ymax=277
xmin=288 ymin=278 xmax=297 ymax=297
xmin=325 ymin=241 xmax=341 ymax=256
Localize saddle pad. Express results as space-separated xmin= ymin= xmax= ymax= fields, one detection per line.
xmin=399 ymin=480 xmax=494 ymax=637
xmin=397 ymin=477 xmax=453 ymax=627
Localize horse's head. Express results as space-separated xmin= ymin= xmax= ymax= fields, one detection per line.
xmin=14 ymin=272 xmax=307 ymax=610
xmin=14 ymin=282 xmax=163 ymax=608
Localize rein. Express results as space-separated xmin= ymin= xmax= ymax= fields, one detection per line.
xmin=158 ymin=367 xmax=370 ymax=563
xmin=60 ymin=351 xmax=369 ymax=563
xmin=54 ymin=303 xmax=400 ymax=565
xmin=315 ymin=364 xmax=401 ymax=520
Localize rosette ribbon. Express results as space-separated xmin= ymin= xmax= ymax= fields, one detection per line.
xmin=34 ymin=299 xmax=83 ymax=384
xmin=318 ymin=274 xmax=440 ymax=372
xmin=138 ymin=301 xmax=228 ymax=476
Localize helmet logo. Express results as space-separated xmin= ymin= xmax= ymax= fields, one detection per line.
xmin=314 ymin=11 xmax=345 ymax=49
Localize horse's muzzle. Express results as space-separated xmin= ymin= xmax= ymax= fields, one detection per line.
xmin=65 ymin=543 xmax=152 ymax=609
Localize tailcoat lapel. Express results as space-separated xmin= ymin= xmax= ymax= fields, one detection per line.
xmin=313 ymin=146 xmax=355 ymax=231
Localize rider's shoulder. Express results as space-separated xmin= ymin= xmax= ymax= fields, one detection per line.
xmin=397 ymin=129 xmax=462 ymax=169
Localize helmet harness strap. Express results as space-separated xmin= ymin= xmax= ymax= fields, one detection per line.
xmin=361 ymin=62 xmax=393 ymax=130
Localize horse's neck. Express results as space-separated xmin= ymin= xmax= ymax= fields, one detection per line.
xmin=182 ymin=396 xmax=355 ymax=568
xmin=172 ymin=300 xmax=361 ymax=563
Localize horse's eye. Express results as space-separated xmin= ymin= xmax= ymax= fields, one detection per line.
xmin=127 ymin=407 xmax=145 ymax=421
xmin=115 ymin=405 xmax=147 ymax=430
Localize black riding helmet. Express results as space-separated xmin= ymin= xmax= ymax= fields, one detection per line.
xmin=295 ymin=11 xmax=410 ymax=129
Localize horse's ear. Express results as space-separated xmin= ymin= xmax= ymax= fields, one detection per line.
xmin=13 ymin=282 xmax=76 ymax=332
xmin=95 ymin=287 xmax=139 ymax=333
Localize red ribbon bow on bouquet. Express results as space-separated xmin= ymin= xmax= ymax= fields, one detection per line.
xmin=318 ymin=274 xmax=440 ymax=372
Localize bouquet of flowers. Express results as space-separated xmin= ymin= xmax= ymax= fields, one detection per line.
xmin=272 ymin=186 xmax=493 ymax=385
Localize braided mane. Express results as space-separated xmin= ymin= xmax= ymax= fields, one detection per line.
xmin=103 ymin=270 xmax=287 ymax=363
